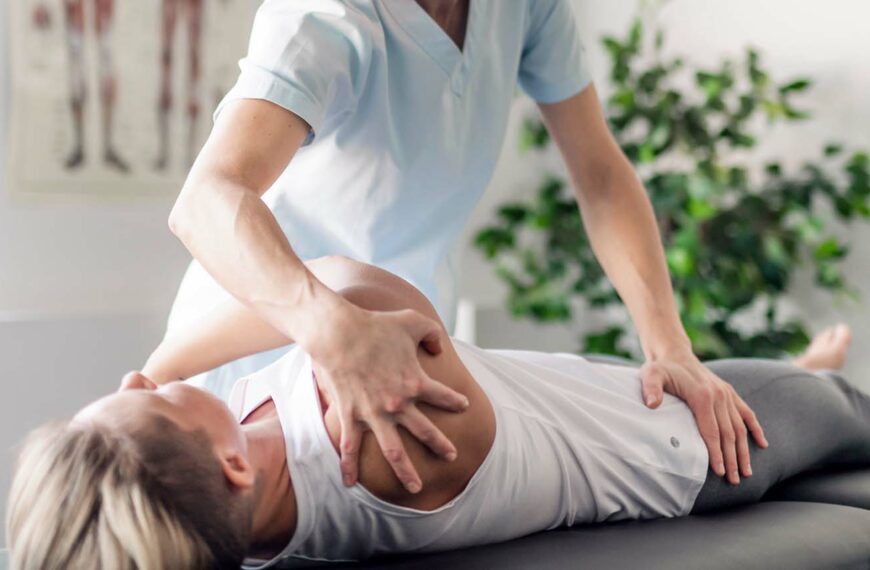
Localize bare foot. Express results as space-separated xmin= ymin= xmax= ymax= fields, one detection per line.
xmin=793 ymin=324 xmax=852 ymax=371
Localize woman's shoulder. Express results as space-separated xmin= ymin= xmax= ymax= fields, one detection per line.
xmin=351 ymin=342 xmax=496 ymax=511
xmin=306 ymin=255 xmax=448 ymax=331
xmin=308 ymin=255 xmax=496 ymax=509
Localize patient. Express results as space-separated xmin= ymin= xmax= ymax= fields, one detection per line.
xmin=6 ymin=256 xmax=869 ymax=569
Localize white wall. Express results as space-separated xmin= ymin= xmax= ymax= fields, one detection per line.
xmin=0 ymin=1 xmax=192 ymax=547
xmin=460 ymin=0 xmax=870 ymax=383
xmin=0 ymin=15 xmax=191 ymax=318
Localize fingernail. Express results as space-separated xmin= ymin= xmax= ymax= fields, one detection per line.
xmin=715 ymin=462 xmax=725 ymax=475
xmin=446 ymin=451 xmax=457 ymax=462
xmin=407 ymin=482 xmax=421 ymax=494
xmin=343 ymin=474 xmax=353 ymax=486
xmin=645 ymin=395 xmax=655 ymax=406
xmin=746 ymin=465 xmax=753 ymax=476
xmin=462 ymin=397 xmax=470 ymax=409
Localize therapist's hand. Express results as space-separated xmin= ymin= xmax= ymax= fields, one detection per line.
xmin=308 ymin=304 xmax=470 ymax=493
xmin=639 ymin=351 xmax=768 ymax=485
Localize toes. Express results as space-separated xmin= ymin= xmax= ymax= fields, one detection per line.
xmin=808 ymin=326 xmax=835 ymax=350
xmin=835 ymin=323 xmax=853 ymax=345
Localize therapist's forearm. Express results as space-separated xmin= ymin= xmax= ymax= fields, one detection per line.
xmin=168 ymin=99 xmax=353 ymax=354
xmin=575 ymin=164 xmax=690 ymax=360
xmin=539 ymin=87 xmax=689 ymax=360
xmin=168 ymin=173 xmax=349 ymax=349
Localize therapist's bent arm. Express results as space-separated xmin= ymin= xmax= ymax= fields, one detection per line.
xmin=168 ymin=99 xmax=468 ymax=493
xmin=538 ymin=85 xmax=768 ymax=486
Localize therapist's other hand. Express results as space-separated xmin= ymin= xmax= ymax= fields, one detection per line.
xmin=639 ymin=352 xmax=768 ymax=486
xmin=310 ymin=305 xmax=470 ymax=494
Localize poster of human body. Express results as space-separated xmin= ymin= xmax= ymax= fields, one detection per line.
xmin=8 ymin=0 xmax=254 ymax=197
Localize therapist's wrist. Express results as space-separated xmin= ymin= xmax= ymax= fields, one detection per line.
xmin=640 ymin=323 xmax=693 ymax=362
xmin=292 ymin=286 xmax=358 ymax=356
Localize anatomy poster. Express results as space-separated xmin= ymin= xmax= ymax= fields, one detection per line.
xmin=8 ymin=0 xmax=255 ymax=198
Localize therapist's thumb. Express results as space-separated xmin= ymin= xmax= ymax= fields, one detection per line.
xmin=399 ymin=309 xmax=444 ymax=356
xmin=639 ymin=362 xmax=666 ymax=409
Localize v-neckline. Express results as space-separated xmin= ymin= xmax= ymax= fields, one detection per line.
xmin=383 ymin=0 xmax=480 ymax=92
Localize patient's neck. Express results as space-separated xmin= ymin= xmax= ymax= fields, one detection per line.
xmin=243 ymin=408 xmax=297 ymax=558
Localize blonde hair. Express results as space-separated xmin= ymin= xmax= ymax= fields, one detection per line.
xmin=6 ymin=416 xmax=252 ymax=569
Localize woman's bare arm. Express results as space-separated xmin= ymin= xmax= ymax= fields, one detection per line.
xmin=141 ymin=296 xmax=291 ymax=384
xmin=142 ymin=256 xmax=446 ymax=384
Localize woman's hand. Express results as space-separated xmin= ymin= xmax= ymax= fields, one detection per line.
xmin=118 ymin=371 xmax=157 ymax=391
xmin=306 ymin=305 xmax=470 ymax=493
xmin=639 ymin=351 xmax=768 ymax=485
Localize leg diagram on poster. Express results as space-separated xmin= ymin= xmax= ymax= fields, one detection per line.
xmin=8 ymin=0 xmax=252 ymax=197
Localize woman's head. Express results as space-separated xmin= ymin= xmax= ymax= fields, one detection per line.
xmin=6 ymin=379 xmax=256 ymax=569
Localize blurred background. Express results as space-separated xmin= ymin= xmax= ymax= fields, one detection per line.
xmin=1 ymin=0 xmax=869 ymax=550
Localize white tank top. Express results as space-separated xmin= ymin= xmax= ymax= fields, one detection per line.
xmin=234 ymin=338 xmax=709 ymax=568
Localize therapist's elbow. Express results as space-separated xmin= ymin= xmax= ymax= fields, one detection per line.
xmin=167 ymin=205 xmax=186 ymax=241
xmin=167 ymin=185 xmax=200 ymax=243
xmin=575 ymin=152 xmax=639 ymax=204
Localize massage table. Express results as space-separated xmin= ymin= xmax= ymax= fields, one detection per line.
xmin=0 ymin=471 xmax=866 ymax=569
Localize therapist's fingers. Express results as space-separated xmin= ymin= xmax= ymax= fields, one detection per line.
xmin=338 ymin=410 xmax=364 ymax=487
xmin=694 ymin=398 xmax=725 ymax=478
xmin=714 ymin=398 xmax=740 ymax=485
xmin=399 ymin=309 xmax=444 ymax=356
xmin=369 ymin=418 xmax=423 ymax=494
xmin=728 ymin=392 xmax=752 ymax=478
xmin=398 ymin=407 xmax=458 ymax=462
xmin=417 ymin=373 xmax=470 ymax=413
xmin=735 ymin=393 xmax=768 ymax=448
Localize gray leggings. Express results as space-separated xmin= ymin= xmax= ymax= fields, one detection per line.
xmin=587 ymin=356 xmax=870 ymax=513
xmin=690 ymin=359 xmax=870 ymax=513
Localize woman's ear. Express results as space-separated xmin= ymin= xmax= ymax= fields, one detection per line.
xmin=220 ymin=450 xmax=256 ymax=490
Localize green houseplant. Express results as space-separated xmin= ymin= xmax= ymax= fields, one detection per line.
xmin=474 ymin=15 xmax=870 ymax=360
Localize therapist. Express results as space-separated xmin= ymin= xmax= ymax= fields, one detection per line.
xmin=165 ymin=0 xmax=766 ymax=495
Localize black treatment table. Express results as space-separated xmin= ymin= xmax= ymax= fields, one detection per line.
xmin=291 ymin=468 xmax=870 ymax=570
xmin=0 ymin=470 xmax=867 ymax=569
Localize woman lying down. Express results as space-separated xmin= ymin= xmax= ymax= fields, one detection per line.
xmin=7 ymin=256 xmax=869 ymax=569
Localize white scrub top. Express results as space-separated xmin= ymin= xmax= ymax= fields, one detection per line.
xmin=169 ymin=0 xmax=592 ymax=399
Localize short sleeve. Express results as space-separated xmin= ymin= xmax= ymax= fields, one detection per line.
xmin=214 ymin=0 xmax=372 ymax=146
xmin=518 ymin=0 xmax=592 ymax=104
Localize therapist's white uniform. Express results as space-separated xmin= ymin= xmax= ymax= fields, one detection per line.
xmin=168 ymin=0 xmax=592 ymax=399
